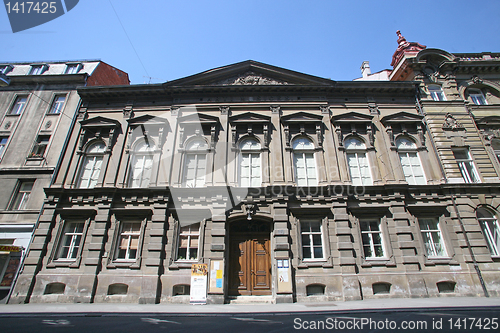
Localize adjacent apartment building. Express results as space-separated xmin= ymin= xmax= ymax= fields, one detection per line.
xmin=9 ymin=33 xmax=500 ymax=304
xmin=0 ymin=61 xmax=129 ymax=303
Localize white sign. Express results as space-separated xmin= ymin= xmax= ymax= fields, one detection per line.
xmin=190 ymin=264 xmax=208 ymax=305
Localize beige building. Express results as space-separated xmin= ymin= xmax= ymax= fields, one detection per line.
xmin=0 ymin=60 xmax=129 ymax=303
xmin=9 ymin=35 xmax=500 ymax=304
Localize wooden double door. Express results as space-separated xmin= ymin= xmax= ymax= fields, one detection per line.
xmin=228 ymin=232 xmax=271 ymax=296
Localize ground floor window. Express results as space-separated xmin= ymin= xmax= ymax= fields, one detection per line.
xmin=177 ymin=223 xmax=200 ymax=261
xmin=300 ymin=220 xmax=324 ymax=260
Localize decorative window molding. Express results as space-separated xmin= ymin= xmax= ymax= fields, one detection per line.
xmin=380 ymin=111 xmax=425 ymax=148
xmin=47 ymin=210 xmax=95 ymax=268
xmin=107 ymin=211 xmax=150 ymax=268
xmin=282 ymin=111 xmax=324 ymax=148
xmin=344 ymin=136 xmax=372 ymax=186
xmin=177 ymin=112 xmax=219 ymax=149
xmin=294 ymin=212 xmax=332 ymax=268
xmin=229 ymin=112 xmax=270 ymax=149
xmin=332 ymin=111 xmax=374 ymax=148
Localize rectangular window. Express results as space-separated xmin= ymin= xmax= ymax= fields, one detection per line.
xmin=30 ymin=135 xmax=50 ymax=158
xmin=29 ymin=65 xmax=43 ymax=75
xmin=183 ymin=154 xmax=206 ymax=188
xmin=116 ymin=222 xmax=141 ymax=260
xmin=419 ymin=218 xmax=447 ymax=257
xmin=294 ymin=152 xmax=318 ymax=186
xmin=360 ymin=220 xmax=385 ymax=258
xmin=453 ymin=149 xmax=480 ymax=183
xmin=301 ymin=221 xmax=324 ymax=260
xmin=347 ymin=152 xmax=372 ymax=185
xmin=177 ymin=223 xmax=200 ymax=261
xmin=399 ymin=152 xmax=426 ymax=185
xmin=56 ymin=222 xmax=84 ymax=260
xmin=48 ymin=95 xmax=66 ymax=114
xmin=9 ymin=180 xmax=34 ymax=210
xmin=428 ymin=85 xmax=446 ymax=101
xmin=0 ymin=137 xmax=8 ymax=157
xmin=470 ymin=91 xmax=487 ymax=105
xmin=65 ymin=64 xmax=80 ymax=74
xmin=240 ymin=152 xmax=261 ymax=187
xmin=9 ymin=96 xmax=27 ymax=115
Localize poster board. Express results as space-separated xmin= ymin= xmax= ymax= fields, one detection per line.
xmin=190 ymin=263 xmax=208 ymax=305
xmin=277 ymin=259 xmax=292 ymax=293
xmin=209 ymin=259 xmax=224 ymax=293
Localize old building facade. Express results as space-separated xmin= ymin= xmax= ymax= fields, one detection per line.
xmin=0 ymin=60 xmax=129 ymax=303
xmin=9 ymin=34 xmax=500 ymax=304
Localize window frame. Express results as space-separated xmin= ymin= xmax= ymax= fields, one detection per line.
xmin=182 ymin=138 xmax=208 ymax=188
xmin=417 ymin=217 xmax=449 ymax=259
xmin=292 ymin=137 xmax=318 ymax=186
xmin=29 ymin=135 xmax=50 ymax=158
xmin=359 ymin=219 xmax=387 ymax=260
xmin=65 ymin=63 xmax=81 ymax=74
xmin=115 ymin=222 xmax=142 ymax=261
xmin=176 ymin=223 xmax=201 ymax=262
xmin=476 ymin=208 xmax=500 ymax=257
xmin=238 ymin=138 xmax=262 ymax=187
xmin=77 ymin=141 xmax=106 ymax=189
xmin=29 ymin=65 xmax=44 ymax=75
xmin=453 ymin=149 xmax=480 ymax=183
xmin=107 ymin=214 xmax=148 ymax=268
xmin=428 ymin=85 xmax=446 ymax=101
xmin=345 ymin=136 xmax=373 ymax=186
xmin=468 ymin=89 xmax=487 ymax=105
xmin=295 ymin=214 xmax=332 ymax=268
xmin=300 ymin=220 xmax=325 ymax=262
xmin=396 ymin=136 xmax=426 ymax=185
xmin=48 ymin=95 xmax=66 ymax=114
xmin=0 ymin=136 xmax=9 ymax=159
xmin=127 ymin=140 xmax=156 ymax=188
xmin=8 ymin=180 xmax=34 ymax=211
xmin=8 ymin=96 xmax=28 ymax=115
xmin=55 ymin=222 xmax=85 ymax=261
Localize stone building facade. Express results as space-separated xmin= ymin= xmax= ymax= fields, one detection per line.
xmin=9 ymin=35 xmax=500 ymax=304
xmin=0 ymin=60 xmax=129 ymax=303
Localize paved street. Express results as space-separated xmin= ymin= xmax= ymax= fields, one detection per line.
xmin=1 ymin=307 xmax=500 ymax=332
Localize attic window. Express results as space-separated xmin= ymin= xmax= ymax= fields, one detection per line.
xmin=65 ymin=63 xmax=82 ymax=74
xmin=29 ymin=64 xmax=47 ymax=75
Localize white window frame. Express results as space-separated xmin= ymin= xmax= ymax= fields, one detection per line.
xmin=29 ymin=65 xmax=44 ymax=75
xmin=428 ymin=85 xmax=446 ymax=101
xmin=176 ymin=223 xmax=200 ymax=261
xmin=8 ymin=96 xmax=27 ymax=115
xmin=65 ymin=64 xmax=81 ymax=74
xmin=469 ymin=89 xmax=487 ymax=105
xmin=345 ymin=137 xmax=372 ymax=186
xmin=360 ymin=219 xmax=386 ymax=259
xmin=77 ymin=141 xmax=106 ymax=189
xmin=56 ymin=222 xmax=84 ymax=261
xmin=300 ymin=220 xmax=325 ymax=261
xmin=9 ymin=180 xmax=34 ymax=211
xmin=115 ymin=222 xmax=141 ymax=261
xmin=182 ymin=139 xmax=207 ymax=188
xmin=128 ymin=141 xmax=155 ymax=188
xmin=239 ymin=138 xmax=262 ymax=187
xmin=477 ymin=208 xmax=500 ymax=257
xmin=396 ymin=137 xmax=426 ymax=185
xmin=48 ymin=95 xmax=66 ymax=114
xmin=292 ymin=137 xmax=318 ymax=186
xmin=453 ymin=149 xmax=480 ymax=183
xmin=0 ymin=136 xmax=8 ymax=158
xmin=418 ymin=218 xmax=447 ymax=258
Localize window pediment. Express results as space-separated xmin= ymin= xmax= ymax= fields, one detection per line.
xmin=178 ymin=112 xmax=219 ymax=126
xmin=229 ymin=112 xmax=270 ymax=124
xmin=127 ymin=114 xmax=169 ymax=127
xmin=331 ymin=112 xmax=373 ymax=124
xmin=381 ymin=112 xmax=423 ymax=124
xmin=80 ymin=116 xmax=121 ymax=129
xmin=281 ymin=111 xmax=323 ymax=124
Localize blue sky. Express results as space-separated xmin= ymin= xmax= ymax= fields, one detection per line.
xmin=1 ymin=0 xmax=499 ymax=84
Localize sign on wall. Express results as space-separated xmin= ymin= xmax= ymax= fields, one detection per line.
xmin=209 ymin=259 xmax=224 ymax=293
xmin=190 ymin=263 xmax=208 ymax=305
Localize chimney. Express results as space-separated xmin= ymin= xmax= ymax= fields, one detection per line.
xmin=361 ymin=61 xmax=371 ymax=78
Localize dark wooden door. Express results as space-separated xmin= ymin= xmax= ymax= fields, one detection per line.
xmin=229 ymin=234 xmax=271 ymax=296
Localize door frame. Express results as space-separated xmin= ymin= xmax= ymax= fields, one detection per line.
xmin=226 ymin=219 xmax=273 ymax=298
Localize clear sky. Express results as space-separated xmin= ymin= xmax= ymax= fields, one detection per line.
xmin=1 ymin=0 xmax=499 ymax=84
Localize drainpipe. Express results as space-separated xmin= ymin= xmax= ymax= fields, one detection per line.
xmin=415 ymin=87 xmax=489 ymax=297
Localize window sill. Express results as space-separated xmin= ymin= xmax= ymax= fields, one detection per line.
xmin=47 ymin=259 xmax=80 ymax=268
xmin=361 ymin=258 xmax=396 ymax=267
xmin=298 ymin=260 xmax=327 ymax=268
xmin=424 ymin=257 xmax=458 ymax=266
xmin=169 ymin=261 xmax=198 ymax=270
xmin=107 ymin=259 xmax=140 ymax=268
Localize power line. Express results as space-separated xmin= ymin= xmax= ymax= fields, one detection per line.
xmin=108 ymin=0 xmax=150 ymax=81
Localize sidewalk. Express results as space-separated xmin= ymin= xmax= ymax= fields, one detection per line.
xmin=1 ymin=296 xmax=499 ymax=315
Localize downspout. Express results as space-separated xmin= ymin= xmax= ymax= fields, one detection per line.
xmin=415 ymin=86 xmax=489 ymax=297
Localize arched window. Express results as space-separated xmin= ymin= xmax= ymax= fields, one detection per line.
xmin=345 ymin=137 xmax=372 ymax=186
xmin=292 ymin=137 xmax=317 ymax=186
xmin=468 ymin=88 xmax=487 ymax=105
xmin=428 ymin=85 xmax=446 ymax=101
xmin=396 ymin=137 xmax=426 ymax=185
xmin=78 ymin=141 xmax=106 ymax=189
xmin=477 ymin=208 xmax=500 ymax=256
xmin=239 ymin=138 xmax=261 ymax=187
xmin=183 ymin=138 xmax=207 ymax=188
xmin=128 ymin=140 xmax=155 ymax=188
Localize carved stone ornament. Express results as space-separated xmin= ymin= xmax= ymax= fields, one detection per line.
xmin=4 ymin=121 xmax=11 ymax=130
xmin=471 ymin=75 xmax=483 ymax=85
xmin=211 ymin=71 xmax=289 ymax=86
xmin=442 ymin=113 xmax=465 ymax=130
xmin=45 ymin=120 xmax=52 ymax=129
